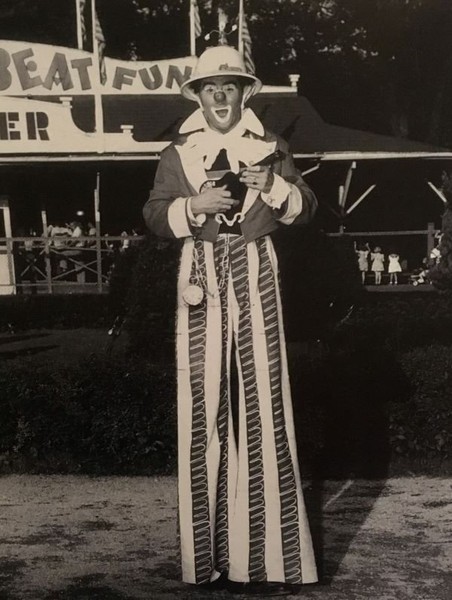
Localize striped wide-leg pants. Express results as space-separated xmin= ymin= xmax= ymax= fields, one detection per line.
xmin=176 ymin=234 xmax=317 ymax=586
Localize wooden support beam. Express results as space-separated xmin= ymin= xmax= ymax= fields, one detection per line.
xmin=338 ymin=184 xmax=345 ymax=208
xmin=427 ymin=181 xmax=447 ymax=203
xmin=342 ymin=161 xmax=356 ymax=207
xmin=301 ymin=163 xmax=320 ymax=176
xmin=346 ymin=184 xmax=377 ymax=215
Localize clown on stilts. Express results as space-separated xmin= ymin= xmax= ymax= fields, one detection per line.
xmin=143 ymin=43 xmax=318 ymax=595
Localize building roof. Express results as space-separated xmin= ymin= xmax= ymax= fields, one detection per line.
xmin=72 ymin=92 xmax=450 ymax=157
xmin=1 ymin=92 xmax=448 ymax=164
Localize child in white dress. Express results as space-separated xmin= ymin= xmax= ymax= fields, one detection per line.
xmin=371 ymin=246 xmax=385 ymax=285
xmin=388 ymin=253 xmax=402 ymax=285
xmin=354 ymin=241 xmax=370 ymax=284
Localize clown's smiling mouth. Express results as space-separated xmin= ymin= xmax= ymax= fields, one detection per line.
xmin=213 ymin=106 xmax=231 ymax=122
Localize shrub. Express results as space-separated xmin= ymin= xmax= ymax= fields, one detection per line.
xmin=0 ymin=355 xmax=176 ymax=475
xmin=389 ymin=345 xmax=452 ymax=459
xmin=111 ymin=227 xmax=363 ymax=357
xmin=291 ymin=341 xmax=452 ymax=477
xmin=430 ymin=173 xmax=452 ymax=290
xmin=0 ymin=343 xmax=451 ymax=476
xmin=0 ymin=295 xmax=110 ymax=332
xmin=108 ymin=235 xmax=180 ymax=360
xmin=334 ymin=290 xmax=452 ymax=351
xmin=273 ymin=226 xmax=363 ymax=343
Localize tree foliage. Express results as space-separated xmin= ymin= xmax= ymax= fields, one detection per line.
xmin=430 ymin=172 xmax=452 ymax=290
xmin=1 ymin=1 xmax=452 ymax=146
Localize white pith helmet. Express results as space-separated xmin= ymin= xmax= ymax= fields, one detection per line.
xmin=180 ymin=45 xmax=262 ymax=103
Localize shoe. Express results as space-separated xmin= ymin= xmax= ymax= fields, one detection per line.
xmin=198 ymin=572 xmax=228 ymax=590
xmin=227 ymin=580 xmax=300 ymax=596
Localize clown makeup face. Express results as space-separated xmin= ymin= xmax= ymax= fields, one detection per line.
xmin=197 ymin=76 xmax=244 ymax=133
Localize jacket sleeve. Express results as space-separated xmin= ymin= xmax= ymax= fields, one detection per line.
xmin=143 ymin=146 xmax=194 ymax=239
xmin=264 ymin=136 xmax=318 ymax=226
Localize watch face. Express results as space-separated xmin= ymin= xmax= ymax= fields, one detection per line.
xmin=182 ymin=284 xmax=204 ymax=306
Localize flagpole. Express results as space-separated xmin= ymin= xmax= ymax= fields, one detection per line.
xmin=190 ymin=0 xmax=196 ymax=56
xmin=75 ymin=0 xmax=83 ymax=50
xmin=238 ymin=0 xmax=244 ymax=54
xmin=90 ymin=0 xmax=104 ymax=148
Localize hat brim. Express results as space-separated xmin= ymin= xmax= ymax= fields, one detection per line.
xmin=180 ymin=71 xmax=262 ymax=102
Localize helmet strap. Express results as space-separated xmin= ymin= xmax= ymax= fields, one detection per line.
xmin=242 ymin=83 xmax=254 ymax=107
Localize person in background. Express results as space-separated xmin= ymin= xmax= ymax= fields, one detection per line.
xmin=371 ymin=245 xmax=385 ymax=285
xmin=120 ymin=230 xmax=130 ymax=253
xmin=143 ymin=45 xmax=318 ymax=596
xmin=388 ymin=251 xmax=402 ymax=285
xmin=50 ymin=222 xmax=71 ymax=248
xmin=354 ymin=240 xmax=370 ymax=284
xmin=50 ymin=222 xmax=71 ymax=273
xmin=87 ymin=222 xmax=97 ymax=246
xmin=68 ymin=221 xmax=85 ymax=248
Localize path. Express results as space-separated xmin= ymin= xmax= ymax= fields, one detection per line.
xmin=0 ymin=476 xmax=451 ymax=599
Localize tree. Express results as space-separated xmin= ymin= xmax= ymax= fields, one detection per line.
xmin=1 ymin=1 xmax=452 ymax=147
xmin=430 ymin=172 xmax=452 ymax=291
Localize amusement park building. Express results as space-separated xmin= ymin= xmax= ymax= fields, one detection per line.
xmin=0 ymin=40 xmax=451 ymax=294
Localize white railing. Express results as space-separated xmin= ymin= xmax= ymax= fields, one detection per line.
xmin=0 ymin=224 xmax=440 ymax=294
xmin=0 ymin=235 xmax=143 ymax=294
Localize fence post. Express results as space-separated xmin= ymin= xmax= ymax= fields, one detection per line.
xmin=6 ymin=236 xmax=15 ymax=294
xmin=94 ymin=171 xmax=103 ymax=293
xmin=427 ymin=222 xmax=435 ymax=258
xmin=41 ymin=209 xmax=52 ymax=293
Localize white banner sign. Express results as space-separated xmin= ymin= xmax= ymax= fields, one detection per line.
xmin=0 ymin=96 xmax=167 ymax=154
xmin=0 ymin=40 xmax=196 ymax=95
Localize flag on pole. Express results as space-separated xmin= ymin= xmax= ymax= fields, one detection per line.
xmin=190 ymin=0 xmax=202 ymax=55
xmin=241 ymin=11 xmax=255 ymax=75
xmin=77 ymin=0 xmax=105 ymax=84
xmin=94 ymin=6 xmax=106 ymax=84
xmin=76 ymin=0 xmax=87 ymax=49
xmin=193 ymin=0 xmax=202 ymax=38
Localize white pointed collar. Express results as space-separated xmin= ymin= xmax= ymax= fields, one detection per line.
xmin=179 ymin=107 xmax=265 ymax=138
xmin=176 ymin=108 xmax=275 ymax=173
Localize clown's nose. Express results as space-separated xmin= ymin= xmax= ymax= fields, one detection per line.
xmin=214 ymin=90 xmax=226 ymax=102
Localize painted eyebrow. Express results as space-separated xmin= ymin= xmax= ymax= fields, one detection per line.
xmin=201 ymin=79 xmax=239 ymax=87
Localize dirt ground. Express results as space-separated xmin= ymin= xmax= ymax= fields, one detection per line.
xmin=0 ymin=475 xmax=451 ymax=600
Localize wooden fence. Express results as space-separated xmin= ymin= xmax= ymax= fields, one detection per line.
xmin=0 ymin=223 xmax=440 ymax=294
xmin=0 ymin=235 xmax=142 ymax=295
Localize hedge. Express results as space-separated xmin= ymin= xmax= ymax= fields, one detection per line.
xmin=330 ymin=290 xmax=452 ymax=354
xmin=0 ymin=344 xmax=450 ymax=477
xmin=111 ymin=233 xmax=452 ymax=357
xmin=1 ymin=230 xmax=452 ymax=476
xmin=390 ymin=345 xmax=452 ymax=458
xmin=0 ymin=355 xmax=176 ymax=475
xmin=108 ymin=229 xmax=363 ymax=357
xmin=0 ymin=294 xmax=111 ymax=332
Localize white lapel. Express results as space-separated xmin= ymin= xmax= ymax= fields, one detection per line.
xmin=175 ymin=144 xmax=208 ymax=193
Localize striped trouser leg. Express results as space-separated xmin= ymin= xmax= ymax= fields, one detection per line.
xmin=227 ymin=236 xmax=318 ymax=585
xmin=176 ymin=237 xmax=236 ymax=584
xmin=176 ymin=235 xmax=317 ymax=585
